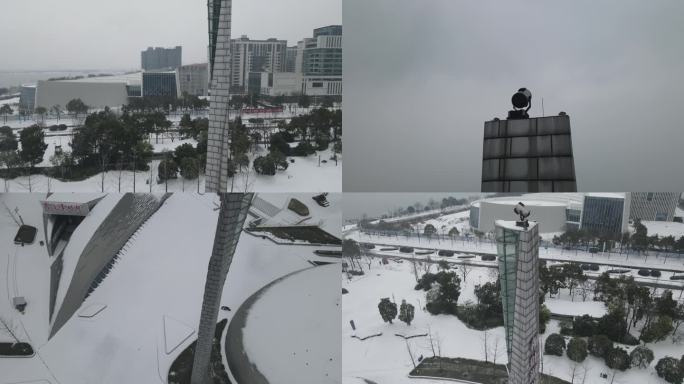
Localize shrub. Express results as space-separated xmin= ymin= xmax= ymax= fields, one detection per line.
xmin=540 ymin=305 xmax=551 ymax=334
xmin=179 ymin=157 xmax=199 ymax=179
xmin=290 ymin=141 xmax=315 ymax=156
xmin=481 ymin=255 xmax=496 ymax=261
xmin=438 ymin=250 xmax=454 ymax=257
xmin=378 ymin=298 xmax=397 ymax=324
xmin=629 ymin=345 xmax=654 ymax=368
xmin=157 ymin=158 xmax=178 ymax=181
xmin=651 ymin=270 xmax=662 ymax=278
xmin=253 ymin=155 xmax=276 ymax=175
xmin=269 ymin=132 xmax=290 ymax=155
xmin=398 ymin=300 xmax=415 ymax=326
xmin=173 ymin=143 xmax=197 ymax=164
xmin=566 ymin=337 xmax=588 ymax=362
xmin=638 ymin=269 xmax=650 ymax=277
xmin=588 ymin=335 xmax=613 ymax=358
xmin=399 ymin=246 xmax=414 ymax=253
xmin=605 ymin=347 xmax=630 ymax=371
xmin=544 ymin=334 xmax=566 ymax=356
xmin=559 ymin=320 xmax=574 ymax=336
xmin=656 ymin=356 xmax=683 ymax=384
xmin=362 ymin=243 xmax=375 ymax=249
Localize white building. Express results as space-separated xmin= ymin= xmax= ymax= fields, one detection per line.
xmin=230 ymin=36 xmax=287 ymax=94
xmin=178 ymin=63 xmax=209 ymax=96
xmin=34 ymin=73 xmax=142 ymax=109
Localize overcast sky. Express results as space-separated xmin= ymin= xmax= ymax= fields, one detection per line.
xmin=343 ymin=0 xmax=684 ymax=192
xmin=0 ymin=0 xmax=340 ymax=71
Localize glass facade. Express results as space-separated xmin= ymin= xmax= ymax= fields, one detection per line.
xmin=581 ymin=196 xmax=625 ymax=236
xmin=469 ymin=206 xmax=480 ymax=229
xmin=142 ymin=72 xmax=178 ymax=98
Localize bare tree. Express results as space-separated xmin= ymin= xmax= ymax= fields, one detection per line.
xmin=458 ymin=263 xmax=472 ymax=284
xmin=482 ymin=330 xmax=489 ymax=363
xmin=405 ymin=339 xmax=416 ymax=369
xmin=492 ymin=336 xmax=501 ymax=365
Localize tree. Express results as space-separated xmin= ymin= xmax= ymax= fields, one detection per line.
xmin=378 ymin=298 xmax=397 ymax=324
xmin=174 ymin=143 xmax=197 ymax=164
xmin=0 ymin=126 xmax=18 ymax=151
xmin=562 ymin=263 xmax=587 ymax=301
xmin=179 ymin=157 xmax=199 ymax=179
xmin=540 ymin=305 xmax=551 ymax=334
xmin=544 ymin=333 xmax=566 ymax=356
xmin=424 ymin=271 xmax=461 ymax=315
xmin=572 ymin=314 xmax=596 ymax=337
xmin=597 ymin=307 xmax=628 ymax=343
xmin=157 ymin=158 xmax=178 ymax=182
xmin=566 ymin=337 xmax=588 ymax=362
xmin=253 ymin=155 xmax=276 ymax=175
xmin=448 ymin=227 xmax=459 ymax=238
xmin=588 ymin=335 xmax=613 ymax=358
xmin=298 ymin=94 xmax=311 ymax=109
xmin=51 ymin=105 xmax=61 ymax=122
xmin=0 ymin=104 xmax=12 ymax=123
xmin=629 ymin=345 xmax=654 ymax=368
xmin=66 ymin=98 xmax=88 ymax=118
xmin=34 ymin=106 xmax=48 ymax=122
xmin=457 ymin=263 xmax=472 ymax=284
xmin=605 ymin=346 xmax=630 ymax=371
xmin=19 ymin=125 xmax=47 ymax=166
xmin=655 ymin=356 xmax=683 ymax=384
xmin=640 ymin=315 xmax=674 ymax=343
xmin=424 ymin=224 xmax=437 ymax=237
xmin=398 ymin=300 xmax=415 ymax=326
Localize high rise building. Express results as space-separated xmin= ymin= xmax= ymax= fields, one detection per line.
xmin=495 ymin=220 xmax=541 ymax=384
xmin=482 ymin=114 xmax=577 ymax=192
xmin=301 ymin=25 xmax=342 ymax=96
xmin=629 ymin=192 xmax=680 ymax=222
xmin=205 ymin=0 xmax=232 ymax=193
xmin=229 ymin=36 xmax=287 ymax=94
xmin=178 ymin=63 xmax=209 ymax=96
xmin=285 ymin=46 xmax=298 ymax=72
xmin=141 ymin=46 xmax=182 ymax=71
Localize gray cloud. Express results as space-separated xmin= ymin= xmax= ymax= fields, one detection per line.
xmin=343 ymin=0 xmax=684 ymax=192
xmin=0 ymin=0 xmax=340 ymax=70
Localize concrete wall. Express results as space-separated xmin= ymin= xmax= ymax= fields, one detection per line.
xmin=482 ymin=115 xmax=577 ymax=193
xmin=35 ymin=80 xmax=128 ymax=109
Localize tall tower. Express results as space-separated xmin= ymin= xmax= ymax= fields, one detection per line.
xmin=205 ymin=0 xmax=233 ymax=193
xmin=482 ymin=89 xmax=577 ymax=192
xmin=190 ymin=193 xmax=253 ymax=384
xmin=495 ymin=219 xmax=541 ymax=384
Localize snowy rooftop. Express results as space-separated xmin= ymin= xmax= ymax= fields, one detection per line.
xmin=494 ymin=219 xmax=538 ymax=232
xmin=641 ymin=220 xmax=684 ymax=238
xmin=585 ymin=192 xmax=626 ymax=199
xmin=473 ymin=193 xmax=583 ymax=208
xmin=60 ymin=72 xmax=142 ymax=85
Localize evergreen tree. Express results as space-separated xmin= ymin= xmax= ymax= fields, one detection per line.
xmin=629 ymin=345 xmax=654 ymax=368
xmin=588 ymin=335 xmax=613 ymax=358
xmin=19 ymin=125 xmax=47 ymax=166
xmin=544 ymin=333 xmax=565 ymax=356
xmin=656 ymin=356 xmax=684 ymax=384
xmin=566 ymin=337 xmax=588 ymax=362
xmin=605 ymin=346 xmax=630 ymax=371
xmin=398 ymin=300 xmax=415 ymax=326
xmin=640 ymin=315 xmax=674 ymax=343
xmin=424 ymin=224 xmax=437 ymax=236
xmin=378 ymin=298 xmax=397 ymax=324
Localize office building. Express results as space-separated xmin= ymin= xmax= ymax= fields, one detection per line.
xmin=580 ymin=193 xmax=629 ymax=236
xmin=629 ymin=192 xmax=679 ymax=222
xmin=285 ymin=46 xmax=298 ymax=72
xmin=178 ymin=63 xmax=209 ymax=96
xmin=300 ymin=25 xmax=342 ymax=96
xmin=19 ymin=85 xmax=36 ymax=112
xmin=481 ymin=114 xmax=577 ymax=192
xmin=141 ymin=46 xmax=182 ymax=70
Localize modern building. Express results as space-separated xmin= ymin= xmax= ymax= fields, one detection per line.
xmin=230 ymin=36 xmax=287 ymax=94
xmin=19 ymin=85 xmax=36 ymax=112
xmin=285 ymin=46 xmax=298 ymax=72
xmin=469 ymin=194 xmax=583 ymax=234
xmin=300 ymin=25 xmax=342 ymax=97
xmin=481 ymin=114 xmax=577 ymax=192
xmin=178 ymin=63 xmax=209 ymax=96
xmin=142 ymin=71 xmax=179 ymax=98
xmin=496 ymin=220 xmax=541 ymax=384
xmin=141 ymin=46 xmax=182 ymax=71
xmin=32 ymin=73 xmax=142 ymax=109
xmin=580 ymin=193 xmax=630 ymax=237
xmin=205 ymin=0 xmax=232 ymax=193
xmin=629 ymin=192 xmax=679 ymax=222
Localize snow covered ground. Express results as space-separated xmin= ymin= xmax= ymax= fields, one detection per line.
xmin=342 ymin=258 xmax=683 ymax=384
xmin=642 ymin=221 xmax=684 ymax=239
xmin=0 ymin=192 xmax=341 ymax=384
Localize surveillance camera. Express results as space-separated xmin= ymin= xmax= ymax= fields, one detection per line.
xmin=511 ymin=88 xmax=532 ymax=110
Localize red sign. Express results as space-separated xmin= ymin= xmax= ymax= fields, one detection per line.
xmin=241 ymin=107 xmax=284 ymax=114
xmin=41 ymin=201 xmax=91 ymax=216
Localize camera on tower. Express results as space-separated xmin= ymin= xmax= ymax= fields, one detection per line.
xmin=514 ymin=202 xmax=531 ymax=228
